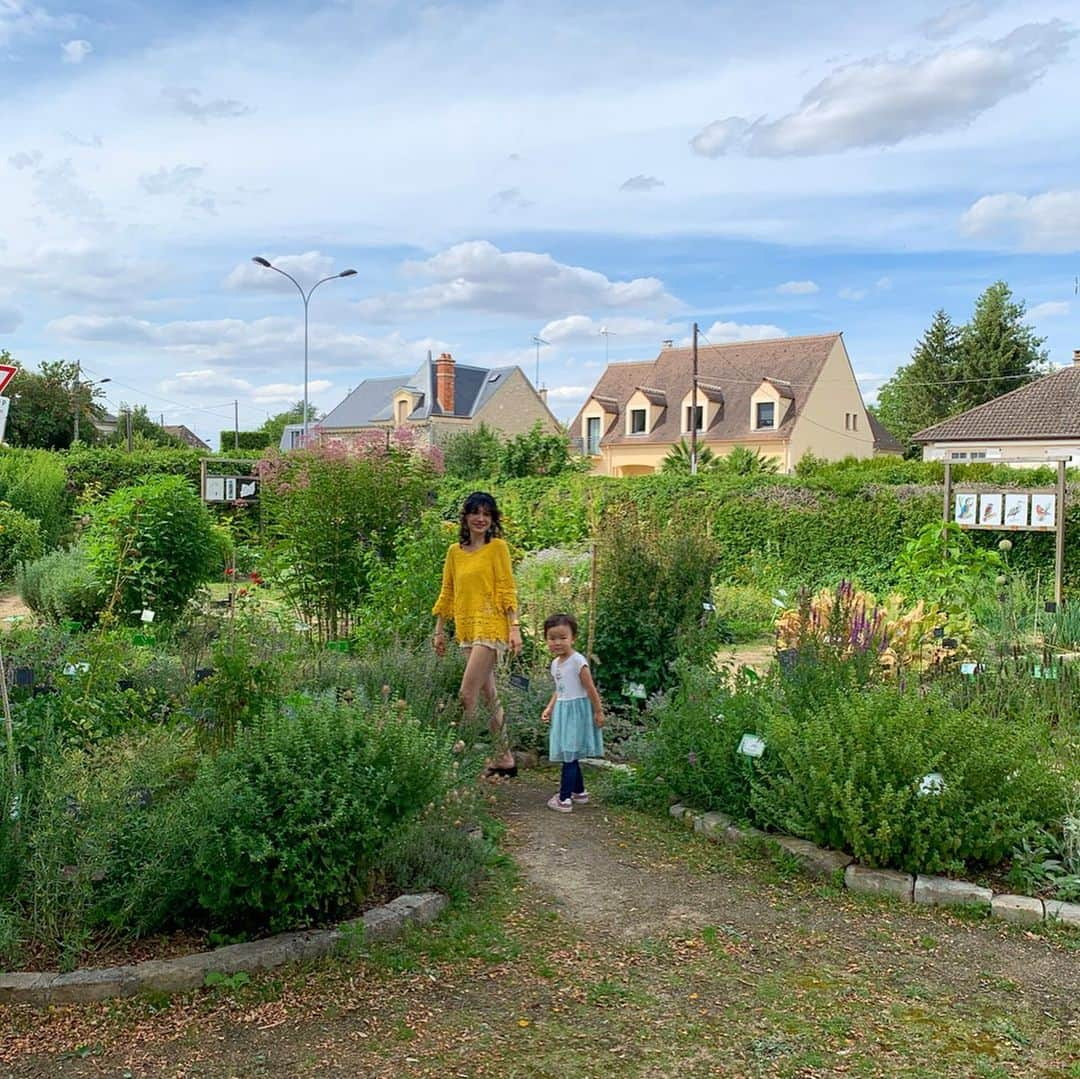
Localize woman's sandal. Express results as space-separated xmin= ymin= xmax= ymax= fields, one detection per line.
xmin=483 ymin=764 xmax=519 ymax=778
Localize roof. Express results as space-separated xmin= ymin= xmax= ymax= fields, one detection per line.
xmin=571 ymin=333 xmax=841 ymax=446
xmin=912 ymin=364 xmax=1080 ymax=443
xmin=318 ymin=356 xmax=523 ymax=431
xmin=163 ymin=424 xmax=211 ymax=451
xmin=867 ymin=412 xmax=903 ymax=453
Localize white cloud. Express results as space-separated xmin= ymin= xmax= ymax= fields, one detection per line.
xmin=159 ymin=370 xmax=334 ymax=405
xmin=776 ymin=280 xmax=819 ymax=295
xmin=690 ymin=22 xmax=1074 ymax=157
xmin=1028 ymin=301 xmax=1070 ymax=319
xmin=61 ymin=39 xmax=92 ymax=64
xmin=139 ymin=164 xmax=204 ymax=195
xmin=875 ymin=276 xmax=893 ymax=290
xmin=920 ymin=2 xmax=994 ymax=41
xmin=539 ymin=314 xmax=675 ymax=345
xmin=620 ymin=175 xmax=664 ymax=192
xmin=699 ymin=320 xmax=786 ymax=343
xmin=7 ymin=149 xmax=41 ymax=170
xmin=162 ymin=87 xmax=252 ymax=123
xmin=960 ymin=189 xmax=1080 ymax=251
xmin=361 ymin=241 xmax=678 ymax=321
xmin=0 ymin=0 xmax=69 ymax=47
xmin=0 ymin=242 xmax=166 ymax=303
xmin=29 ymin=158 xmax=106 ymax=223
xmin=225 ymin=251 xmax=342 ymax=291
xmin=545 ymin=384 xmax=591 ymax=400
xmin=839 ymin=287 xmax=867 ymax=301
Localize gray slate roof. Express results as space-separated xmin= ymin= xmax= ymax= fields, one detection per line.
xmin=912 ymin=365 xmax=1080 ymax=443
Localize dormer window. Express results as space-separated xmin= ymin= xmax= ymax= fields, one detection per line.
xmin=630 ymin=408 xmax=647 ymax=434
xmin=685 ymin=405 xmax=703 ymax=432
xmin=756 ymin=402 xmax=775 ymax=429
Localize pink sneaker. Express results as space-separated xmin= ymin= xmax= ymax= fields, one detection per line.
xmin=571 ymin=792 xmax=589 ymax=805
xmin=546 ymin=795 xmax=572 ymax=813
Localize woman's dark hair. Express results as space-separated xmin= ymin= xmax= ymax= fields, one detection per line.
xmin=458 ymin=491 xmax=503 ymax=546
xmin=543 ymin=612 xmax=578 ymax=638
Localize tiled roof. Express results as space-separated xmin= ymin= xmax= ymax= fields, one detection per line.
xmin=912 ymin=365 xmax=1080 ymax=442
xmin=867 ymin=412 xmax=903 ymax=453
xmin=637 ymin=386 xmax=667 ymax=406
xmin=571 ymin=334 xmax=841 ymax=446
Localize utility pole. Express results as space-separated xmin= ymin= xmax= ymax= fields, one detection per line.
xmin=126 ymin=408 xmax=133 ymax=452
xmin=72 ymin=361 xmax=81 ymax=445
xmin=532 ymin=336 xmax=550 ymax=388
xmin=234 ymin=400 xmax=239 ymax=450
xmin=690 ymin=322 xmax=699 ymax=476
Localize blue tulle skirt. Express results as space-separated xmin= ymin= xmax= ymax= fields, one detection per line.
xmin=548 ymin=697 xmax=604 ymax=762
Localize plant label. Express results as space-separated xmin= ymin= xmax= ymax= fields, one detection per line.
xmin=737 ymin=733 xmax=766 ymax=758
xmin=509 ymin=673 xmax=530 ymax=691
xmin=622 ymin=682 xmax=647 ymax=699
xmin=140 ymin=609 xmax=155 ymax=623
xmin=918 ymin=772 xmax=946 ymax=796
xmin=62 ymin=662 xmax=90 ymax=676
xmin=959 ymin=661 xmax=978 ymax=675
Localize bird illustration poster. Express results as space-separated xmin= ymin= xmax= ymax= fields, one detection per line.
xmin=978 ymin=493 xmax=1002 ymax=526
xmin=954 ymin=493 xmax=977 ymax=525
xmin=1032 ymin=494 xmax=1056 ymax=529
xmin=1003 ymin=494 xmax=1028 ymax=527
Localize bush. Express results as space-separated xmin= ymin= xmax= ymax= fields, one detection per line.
xmin=64 ymin=447 xmax=209 ymax=499
xmin=17 ymin=544 xmax=102 ymax=625
xmin=83 ymin=474 xmax=219 ymax=624
xmin=376 ymin=817 xmax=492 ymax=901
xmin=710 ymin=584 xmax=776 ymax=643
xmin=751 ymin=683 xmax=1067 ymax=875
xmin=0 ymin=503 xmax=42 ymax=582
xmin=188 ymin=695 xmax=453 ymax=931
xmin=0 ymin=449 xmax=71 ymax=548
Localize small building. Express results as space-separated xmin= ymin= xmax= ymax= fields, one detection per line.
xmin=163 ymin=424 xmax=212 ymax=451
xmin=284 ymin=352 xmax=561 ymax=451
xmin=912 ymin=350 xmax=1080 ymax=467
xmin=571 ymin=332 xmax=896 ymax=476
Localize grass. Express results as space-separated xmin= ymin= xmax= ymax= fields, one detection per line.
xmin=2 ymin=792 xmax=1079 ymax=1078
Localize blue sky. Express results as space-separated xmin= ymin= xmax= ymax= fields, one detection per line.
xmin=2 ymin=0 xmax=1078 ymax=444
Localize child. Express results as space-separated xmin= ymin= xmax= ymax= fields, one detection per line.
xmin=541 ymin=613 xmax=604 ymax=813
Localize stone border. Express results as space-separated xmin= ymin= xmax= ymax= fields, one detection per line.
xmin=661 ymin=801 xmax=1080 ymax=930
xmin=0 ymin=892 xmax=447 ymax=1007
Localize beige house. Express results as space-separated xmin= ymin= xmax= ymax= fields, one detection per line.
xmin=912 ymin=350 xmax=1080 ymax=466
xmin=572 ymin=332 xmax=898 ymax=476
xmin=282 ymin=352 xmax=561 ymax=450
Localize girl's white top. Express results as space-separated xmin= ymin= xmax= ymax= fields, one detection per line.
xmin=551 ymin=650 xmax=589 ymax=701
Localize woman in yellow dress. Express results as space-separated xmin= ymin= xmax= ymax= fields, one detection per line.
xmin=432 ymin=492 xmax=522 ymax=774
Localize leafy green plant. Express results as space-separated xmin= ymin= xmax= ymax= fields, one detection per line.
xmin=896 ymin=521 xmax=1003 ymax=613
xmin=0 ymin=448 xmax=71 ymax=548
xmin=17 ymin=544 xmax=103 ymax=625
xmin=710 ymin=584 xmax=776 ymax=643
xmin=188 ymin=695 xmax=454 ymax=932
xmin=661 ymin=439 xmax=722 ymax=473
xmin=442 ymin=423 xmax=503 ymax=481
xmin=0 ymin=503 xmax=43 ymax=583
xmin=498 ymin=421 xmax=577 ymax=479
xmin=83 ymin=474 xmax=219 ymax=625
xmin=376 ymin=816 xmax=492 ymax=901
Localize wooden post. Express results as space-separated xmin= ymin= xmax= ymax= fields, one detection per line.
xmin=0 ymin=643 xmax=14 ymax=775
xmin=199 ymin=457 xmax=207 ymax=502
xmin=942 ymin=461 xmax=952 ymax=524
xmin=1055 ymin=460 xmax=1066 ymax=608
xmin=587 ymin=540 xmax=597 ymax=663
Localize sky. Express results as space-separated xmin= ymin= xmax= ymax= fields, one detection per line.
xmin=2 ymin=0 xmax=1079 ymax=446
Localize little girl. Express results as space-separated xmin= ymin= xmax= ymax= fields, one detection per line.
xmin=541 ymin=613 xmax=604 ymax=813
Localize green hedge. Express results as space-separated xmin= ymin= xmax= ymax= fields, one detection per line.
xmin=0 ymin=449 xmax=71 ymax=548
xmin=219 ymin=431 xmax=272 ymax=452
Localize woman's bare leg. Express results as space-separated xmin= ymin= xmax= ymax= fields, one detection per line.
xmin=480 ymin=667 xmax=512 ymax=767
xmin=460 ymin=646 xmax=512 ymax=768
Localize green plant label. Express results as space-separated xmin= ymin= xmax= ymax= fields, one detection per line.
xmin=737 ymin=733 xmax=766 ymax=758
xmin=622 ymin=681 xmax=647 ymax=699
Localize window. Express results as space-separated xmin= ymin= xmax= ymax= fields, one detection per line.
xmin=852 ymin=412 xmax=858 ymax=431
xmin=949 ymin=451 xmax=968 ymax=460
xmin=844 ymin=413 xmax=851 ymax=430
xmin=396 ymin=400 xmax=408 ymax=424
xmin=755 ymin=401 xmax=775 ymax=429
xmin=586 ymin=416 xmax=601 ymax=455
xmin=685 ymin=405 xmax=703 ymax=432
xmin=630 ymin=408 xmax=647 ymax=434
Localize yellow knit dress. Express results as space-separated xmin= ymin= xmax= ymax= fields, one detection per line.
xmin=432 ymin=538 xmax=518 ymax=645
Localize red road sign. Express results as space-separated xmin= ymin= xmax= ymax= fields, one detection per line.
xmin=0 ymin=365 xmax=15 ymax=394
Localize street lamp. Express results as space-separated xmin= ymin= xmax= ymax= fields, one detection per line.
xmin=251 ymin=257 xmax=358 ymax=446
xmin=72 ymin=374 xmax=111 ymax=444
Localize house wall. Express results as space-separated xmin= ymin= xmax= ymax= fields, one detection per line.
xmin=921 ymin=440 xmax=1080 ymax=467
xmin=600 ymin=437 xmax=789 ymax=477
xmin=786 ymin=338 xmax=875 ymax=469
xmin=473 ymin=368 xmax=561 ymax=437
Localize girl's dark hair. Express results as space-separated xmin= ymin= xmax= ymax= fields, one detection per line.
xmin=458 ymin=491 xmax=503 ymax=546
xmin=543 ymin=612 xmax=578 ymax=638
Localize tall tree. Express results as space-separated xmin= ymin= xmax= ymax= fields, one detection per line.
xmin=873 ymin=309 xmax=961 ymax=455
xmin=257 ymin=401 xmax=319 ymax=446
xmin=3 ymin=358 xmax=106 ymax=449
xmin=953 ymin=281 xmax=1048 ymax=411
xmin=106 ymin=404 xmax=185 ymax=448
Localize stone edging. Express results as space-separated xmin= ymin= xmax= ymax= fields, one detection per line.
xmin=664 ymin=802 xmax=1080 ymax=930
xmin=579 ymin=757 xmax=1080 ymax=932
xmin=0 ymin=892 xmax=447 ymax=1007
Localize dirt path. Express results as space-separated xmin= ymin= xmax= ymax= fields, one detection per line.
xmin=2 ymin=771 xmax=1079 ymax=1078
xmin=0 ymin=587 xmax=29 ymax=626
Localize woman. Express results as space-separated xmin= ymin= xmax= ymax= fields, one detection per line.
xmin=432 ymin=491 xmax=522 ymax=775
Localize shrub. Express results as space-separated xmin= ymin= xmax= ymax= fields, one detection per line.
xmin=83 ymin=474 xmax=219 ymax=624
xmin=188 ymin=696 xmax=454 ymax=931
xmin=376 ymin=816 xmax=492 ymax=901
xmin=63 ymin=447 xmax=208 ymax=499
xmin=17 ymin=544 xmax=102 ymax=625
xmin=710 ymin=584 xmax=776 ymax=643
xmin=442 ymin=423 xmax=503 ymax=481
xmin=0 ymin=503 xmax=43 ymax=582
xmin=751 ymin=683 xmax=1067 ymax=875
xmin=0 ymin=449 xmax=71 ymax=548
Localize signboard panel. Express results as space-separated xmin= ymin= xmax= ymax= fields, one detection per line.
xmin=953 ymin=490 xmax=1056 ymax=532
xmin=203 ymin=475 xmax=258 ymax=503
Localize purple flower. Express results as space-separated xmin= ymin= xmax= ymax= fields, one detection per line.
xmin=687 ymin=751 xmax=698 ymax=766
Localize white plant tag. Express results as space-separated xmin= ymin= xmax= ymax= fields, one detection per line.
xmin=918 ymin=772 xmax=946 ymax=796
xmin=141 ymin=609 xmax=155 ymax=623
xmin=622 ymin=682 xmax=647 ymax=699
xmin=737 ymin=733 xmax=766 ymax=758
xmin=62 ymin=662 xmax=90 ymax=676
xmin=960 ymin=662 xmax=977 ymax=675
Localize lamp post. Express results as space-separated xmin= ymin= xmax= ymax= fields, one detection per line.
xmin=251 ymin=257 xmax=358 ymax=446
xmin=72 ymin=366 xmax=111 ymax=444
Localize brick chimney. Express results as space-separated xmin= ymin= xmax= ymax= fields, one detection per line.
xmin=1073 ymin=348 xmax=1080 ymax=366
xmin=434 ymin=352 xmax=455 ymax=413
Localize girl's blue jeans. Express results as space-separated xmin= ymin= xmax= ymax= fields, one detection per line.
xmin=559 ymin=760 xmax=585 ymax=802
